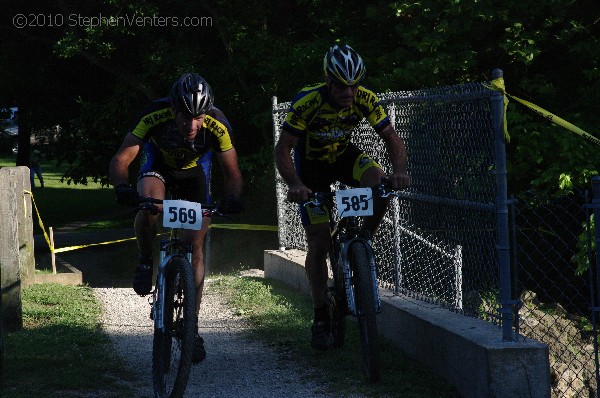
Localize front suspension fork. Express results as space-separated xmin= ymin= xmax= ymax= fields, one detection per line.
xmin=152 ymin=240 xmax=193 ymax=332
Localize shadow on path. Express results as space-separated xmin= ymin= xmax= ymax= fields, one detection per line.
xmin=34 ymin=228 xmax=279 ymax=288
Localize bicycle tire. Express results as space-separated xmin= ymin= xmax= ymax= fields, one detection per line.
xmin=328 ymin=236 xmax=347 ymax=348
xmin=152 ymin=256 xmax=196 ymax=398
xmin=350 ymin=240 xmax=381 ymax=383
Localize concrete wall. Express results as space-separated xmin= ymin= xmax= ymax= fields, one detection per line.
xmin=264 ymin=249 xmax=550 ymax=398
xmin=0 ymin=166 xmax=35 ymax=332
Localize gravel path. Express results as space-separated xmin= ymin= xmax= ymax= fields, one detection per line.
xmin=93 ymin=271 xmax=344 ymax=397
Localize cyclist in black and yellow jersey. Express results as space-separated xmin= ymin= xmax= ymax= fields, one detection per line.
xmin=275 ymin=44 xmax=410 ymax=350
xmin=109 ymin=73 xmax=244 ymax=364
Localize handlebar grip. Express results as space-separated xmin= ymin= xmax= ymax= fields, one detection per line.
xmin=380 ymin=176 xmax=392 ymax=188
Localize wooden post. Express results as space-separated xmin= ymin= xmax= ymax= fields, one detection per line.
xmin=0 ymin=279 xmax=4 ymax=388
xmin=0 ymin=167 xmax=26 ymax=332
xmin=50 ymin=227 xmax=56 ymax=274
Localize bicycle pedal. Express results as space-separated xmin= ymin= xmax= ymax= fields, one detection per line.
xmin=147 ymin=296 xmax=154 ymax=320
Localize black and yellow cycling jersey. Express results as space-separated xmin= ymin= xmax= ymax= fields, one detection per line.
xmin=282 ymin=83 xmax=390 ymax=163
xmin=130 ymin=98 xmax=234 ymax=170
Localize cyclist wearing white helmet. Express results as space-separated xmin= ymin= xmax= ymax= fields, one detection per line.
xmin=275 ymin=44 xmax=409 ymax=350
xmin=109 ymin=72 xmax=244 ymax=364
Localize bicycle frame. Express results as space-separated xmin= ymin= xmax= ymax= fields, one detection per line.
xmin=138 ymin=195 xmax=223 ymax=398
xmin=309 ymin=188 xmax=387 ymax=318
xmin=137 ymin=194 xmax=215 ymax=334
xmin=310 ymin=184 xmax=398 ymax=382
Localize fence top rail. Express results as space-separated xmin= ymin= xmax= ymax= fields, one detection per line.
xmin=397 ymin=191 xmax=495 ymax=212
xmin=272 ymin=81 xmax=495 ymax=113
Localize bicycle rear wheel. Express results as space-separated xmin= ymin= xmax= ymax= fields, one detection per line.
xmin=350 ymin=240 xmax=381 ymax=383
xmin=152 ymin=256 xmax=196 ymax=398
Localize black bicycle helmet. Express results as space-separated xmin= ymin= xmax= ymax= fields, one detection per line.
xmin=170 ymin=73 xmax=214 ymax=117
xmin=323 ymin=44 xmax=366 ymax=85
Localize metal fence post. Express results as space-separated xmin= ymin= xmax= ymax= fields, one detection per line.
xmin=509 ymin=195 xmax=521 ymax=340
xmin=490 ymin=68 xmax=514 ymax=341
xmin=591 ymin=176 xmax=600 ymax=396
xmin=272 ymin=96 xmax=286 ymax=250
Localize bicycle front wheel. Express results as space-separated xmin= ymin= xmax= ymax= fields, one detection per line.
xmin=152 ymin=256 xmax=196 ymax=398
xmin=350 ymin=240 xmax=381 ymax=383
xmin=329 ymin=236 xmax=347 ymax=348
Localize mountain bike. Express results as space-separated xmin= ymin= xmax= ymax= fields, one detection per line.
xmin=136 ymin=195 xmax=220 ymax=398
xmin=306 ymin=182 xmax=401 ymax=383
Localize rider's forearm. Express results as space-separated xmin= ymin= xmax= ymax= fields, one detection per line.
xmin=223 ymin=171 xmax=243 ymax=197
xmin=274 ymin=145 xmax=303 ymax=188
xmin=109 ymin=156 xmax=130 ymax=187
xmin=380 ymin=125 xmax=407 ymax=174
xmin=387 ymin=135 xmax=408 ymax=174
xmin=109 ymin=134 xmax=142 ymax=187
xmin=277 ymin=160 xmax=303 ymax=187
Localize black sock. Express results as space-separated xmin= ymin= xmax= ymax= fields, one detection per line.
xmin=314 ymin=305 xmax=329 ymax=323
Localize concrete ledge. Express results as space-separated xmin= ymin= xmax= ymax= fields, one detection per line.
xmin=264 ymin=249 xmax=550 ymax=398
xmin=264 ymin=249 xmax=312 ymax=296
xmin=34 ymin=256 xmax=83 ymax=286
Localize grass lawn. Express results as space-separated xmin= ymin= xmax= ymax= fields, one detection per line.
xmin=1 ymin=154 xmax=128 ymax=233
xmin=2 ymin=284 xmax=137 ymax=398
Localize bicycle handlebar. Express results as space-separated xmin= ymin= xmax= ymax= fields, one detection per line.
xmin=305 ymin=178 xmax=403 ymax=207
xmin=135 ymin=196 xmax=225 ymax=218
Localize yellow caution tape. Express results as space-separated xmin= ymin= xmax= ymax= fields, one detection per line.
xmin=53 ymin=237 xmax=138 ymax=253
xmin=209 ymin=223 xmax=278 ymax=231
xmin=24 ymin=189 xmax=278 ymax=254
xmin=51 ymin=223 xmax=278 ymax=253
xmin=484 ymin=78 xmax=599 ymax=146
xmin=24 ymin=192 xmax=278 ymax=254
xmin=484 ymin=78 xmax=511 ymax=142
xmin=24 ymin=190 xmax=53 ymax=253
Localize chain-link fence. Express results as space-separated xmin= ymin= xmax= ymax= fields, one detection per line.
xmin=272 ymin=79 xmax=598 ymax=397
xmin=512 ymin=189 xmax=597 ymax=397
xmin=273 ymin=81 xmax=503 ymax=318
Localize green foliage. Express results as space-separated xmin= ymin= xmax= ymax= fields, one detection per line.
xmin=573 ymin=213 xmax=594 ymax=276
xmin=237 ymin=145 xmax=275 ymax=189
xmin=2 ymin=0 xmax=598 ymax=195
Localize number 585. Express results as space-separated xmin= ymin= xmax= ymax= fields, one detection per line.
xmin=341 ymin=194 xmax=369 ymax=212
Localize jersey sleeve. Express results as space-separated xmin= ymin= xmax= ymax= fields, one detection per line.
xmin=282 ymin=110 xmax=307 ymax=137
xmin=281 ymin=85 xmax=323 ymax=137
xmin=130 ymin=99 xmax=173 ymax=140
xmin=356 ymin=87 xmax=391 ymax=133
xmin=205 ymin=108 xmax=234 ymax=152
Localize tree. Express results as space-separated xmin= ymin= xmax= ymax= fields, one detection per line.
xmin=1 ymin=0 xmax=597 ymax=194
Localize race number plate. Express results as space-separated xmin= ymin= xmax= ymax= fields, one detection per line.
xmin=335 ymin=188 xmax=373 ymax=218
xmin=163 ymin=200 xmax=203 ymax=230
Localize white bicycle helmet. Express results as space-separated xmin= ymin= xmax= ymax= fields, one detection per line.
xmin=323 ymin=44 xmax=366 ymax=85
